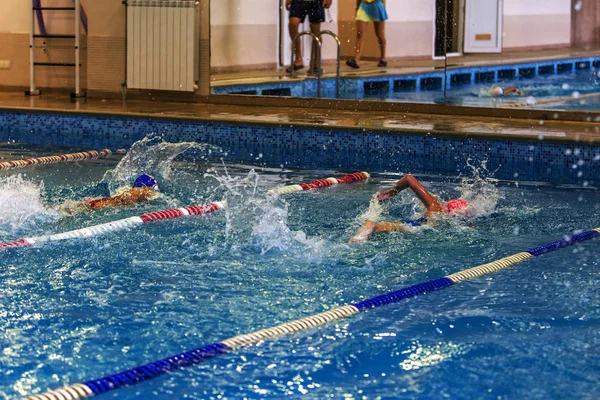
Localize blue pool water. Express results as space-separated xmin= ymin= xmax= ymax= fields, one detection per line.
xmin=217 ymin=65 xmax=600 ymax=111
xmin=1 ymin=141 xmax=599 ymax=399
xmin=388 ymin=69 xmax=600 ymax=110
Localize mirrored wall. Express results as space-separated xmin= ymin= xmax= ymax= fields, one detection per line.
xmin=209 ymin=0 xmax=600 ymax=113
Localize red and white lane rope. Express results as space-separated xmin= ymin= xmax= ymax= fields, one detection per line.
xmin=0 ymin=202 xmax=226 ymax=250
xmin=270 ymin=172 xmax=369 ymax=195
xmin=0 ymin=171 xmax=369 ymax=251
xmin=0 ymin=149 xmax=112 ymax=171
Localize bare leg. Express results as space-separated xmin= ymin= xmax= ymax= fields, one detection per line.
xmin=374 ymin=21 xmax=386 ymax=62
xmin=288 ymin=17 xmax=303 ymax=67
xmin=353 ymin=20 xmax=368 ymax=63
xmin=309 ymin=22 xmax=321 ymax=70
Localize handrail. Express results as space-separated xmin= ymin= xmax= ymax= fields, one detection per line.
xmin=290 ymin=31 xmax=322 ymax=97
xmin=316 ymin=30 xmax=341 ymax=98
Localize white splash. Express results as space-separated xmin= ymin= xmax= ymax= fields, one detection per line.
xmin=102 ymin=136 xmax=217 ymax=195
xmin=454 ymin=160 xmax=503 ymax=218
xmin=356 ymin=194 xmax=384 ymax=223
xmin=0 ymin=175 xmax=59 ymax=235
xmin=207 ymin=167 xmax=326 ymax=257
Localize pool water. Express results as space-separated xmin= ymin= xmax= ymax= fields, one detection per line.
xmin=351 ymin=69 xmax=600 ymax=110
xmin=1 ymin=142 xmax=599 ymax=399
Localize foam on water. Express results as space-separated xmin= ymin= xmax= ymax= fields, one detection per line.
xmin=356 ymin=194 xmax=384 ymax=223
xmin=205 ymin=167 xmax=326 ymax=258
xmin=453 ymin=160 xmax=503 ymax=218
xmin=0 ymin=174 xmax=59 ymax=235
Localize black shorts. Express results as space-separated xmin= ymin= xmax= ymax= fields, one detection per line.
xmin=289 ymin=0 xmax=325 ymax=24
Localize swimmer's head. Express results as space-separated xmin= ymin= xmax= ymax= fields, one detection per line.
xmin=133 ymin=174 xmax=159 ymax=191
xmin=504 ymin=86 xmax=523 ymax=96
xmin=445 ymin=198 xmax=469 ymax=213
xmin=490 ymin=86 xmax=504 ymax=96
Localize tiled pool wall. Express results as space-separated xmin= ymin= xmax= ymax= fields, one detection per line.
xmin=212 ymin=56 xmax=600 ymax=99
xmin=0 ymin=110 xmax=598 ymax=186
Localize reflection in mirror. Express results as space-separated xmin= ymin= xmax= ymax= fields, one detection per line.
xmin=209 ymin=0 xmax=600 ymax=113
xmin=210 ymin=0 xmax=446 ymax=103
xmin=445 ymin=0 xmax=600 ymax=112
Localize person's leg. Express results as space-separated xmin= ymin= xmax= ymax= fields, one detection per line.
xmin=306 ymin=2 xmax=325 ymax=73
xmin=309 ymin=22 xmax=321 ymax=71
xmin=374 ymin=21 xmax=386 ymax=62
xmin=288 ymin=17 xmax=304 ymax=67
xmin=353 ymin=20 xmax=368 ymax=63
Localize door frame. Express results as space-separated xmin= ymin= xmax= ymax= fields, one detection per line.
xmin=432 ymin=0 xmax=465 ymax=60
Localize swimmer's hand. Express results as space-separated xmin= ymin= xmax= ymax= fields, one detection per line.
xmin=376 ymin=187 xmax=398 ymax=201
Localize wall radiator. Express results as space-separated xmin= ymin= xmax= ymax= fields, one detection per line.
xmin=126 ymin=0 xmax=198 ymax=92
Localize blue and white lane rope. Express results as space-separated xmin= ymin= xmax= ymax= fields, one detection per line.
xmin=24 ymin=229 xmax=600 ymax=400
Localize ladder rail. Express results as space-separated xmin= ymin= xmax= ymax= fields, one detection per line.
xmin=32 ymin=0 xmax=47 ymax=37
xmin=27 ymin=0 xmax=87 ymax=98
xmin=28 ymin=2 xmax=39 ymax=95
xmin=316 ymin=30 xmax=341 ymax=98
xmin=290 ymin=31 xmax=322 ymax=98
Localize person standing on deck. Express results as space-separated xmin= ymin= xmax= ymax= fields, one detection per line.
xmin=285 ymin=0 xmax=334 ymax=74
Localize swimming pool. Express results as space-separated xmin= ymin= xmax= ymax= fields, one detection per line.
xmin=1 ymin=137 xmax=599 ymax=399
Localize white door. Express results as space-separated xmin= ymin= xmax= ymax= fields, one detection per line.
xmin=464 ymin=0 xmax=503 ymax=53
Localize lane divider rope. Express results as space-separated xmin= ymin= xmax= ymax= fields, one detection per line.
xmin=0 ymin=203 xmax=225 ymax=250
xmin=499 ymin=91 xmax=600 ymax=108
xmin=24 ymin=228 xmax=600 ymax=399
xmin=269 ymin=172 xmax=369 ymax=195
xmin=1 ymin=172 xmax=368 ymax=251
xmin=0 ymin=149 xmax=111 ymax=170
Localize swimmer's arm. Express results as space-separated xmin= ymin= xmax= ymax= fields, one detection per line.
xmin=85 ymin=187 xmax=156 ymax=210
xmin=349 ymin=220 xmax=376 ymax=244
xmin=377 ymin=174 xmax=443 ymax=213
xmin=373 ymin=221 xmax=413 ymax=233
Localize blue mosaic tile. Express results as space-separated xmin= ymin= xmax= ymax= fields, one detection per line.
xmin=0 ymin=110 xmax=599 ymax=185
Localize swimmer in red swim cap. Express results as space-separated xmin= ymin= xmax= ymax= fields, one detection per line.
xmin=489 ymin=86 xmax=523 ymax=96
xmin=350 ymin=174 xmax=469 ymax=243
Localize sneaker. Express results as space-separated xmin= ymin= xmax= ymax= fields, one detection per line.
xmin=346 ymin=59 xmax=360 ymax=69
xmin=285 ymin=64 xmax=304 ymax=73
xmin=377 ymin=60 xmax=388 ymax=67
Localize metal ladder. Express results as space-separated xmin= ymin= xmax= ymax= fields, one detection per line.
xmin=26 ymin=0 xmax=88 ymax=98
xmin=290 ymin=30 xmax=341 ymax=98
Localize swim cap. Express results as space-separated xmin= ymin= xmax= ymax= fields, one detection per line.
xmin=133 ymin=174 xmax=159 ymax=191
xmin=446 ymin=198 xmax=468 ymax=213
xmin=490 ymin=86 xmax=504 ymax=95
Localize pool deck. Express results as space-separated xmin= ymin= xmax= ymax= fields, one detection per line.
xmin=1 ymin=90 xmax=599 ymax=146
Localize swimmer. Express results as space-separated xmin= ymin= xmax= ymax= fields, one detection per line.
xmin=349 ymin=174 xmax=468 ymax=243
xmin=83 ymin=174 xmax=159 ymax=210
xmin=489 ymin=86 xmax=523 ymax=96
